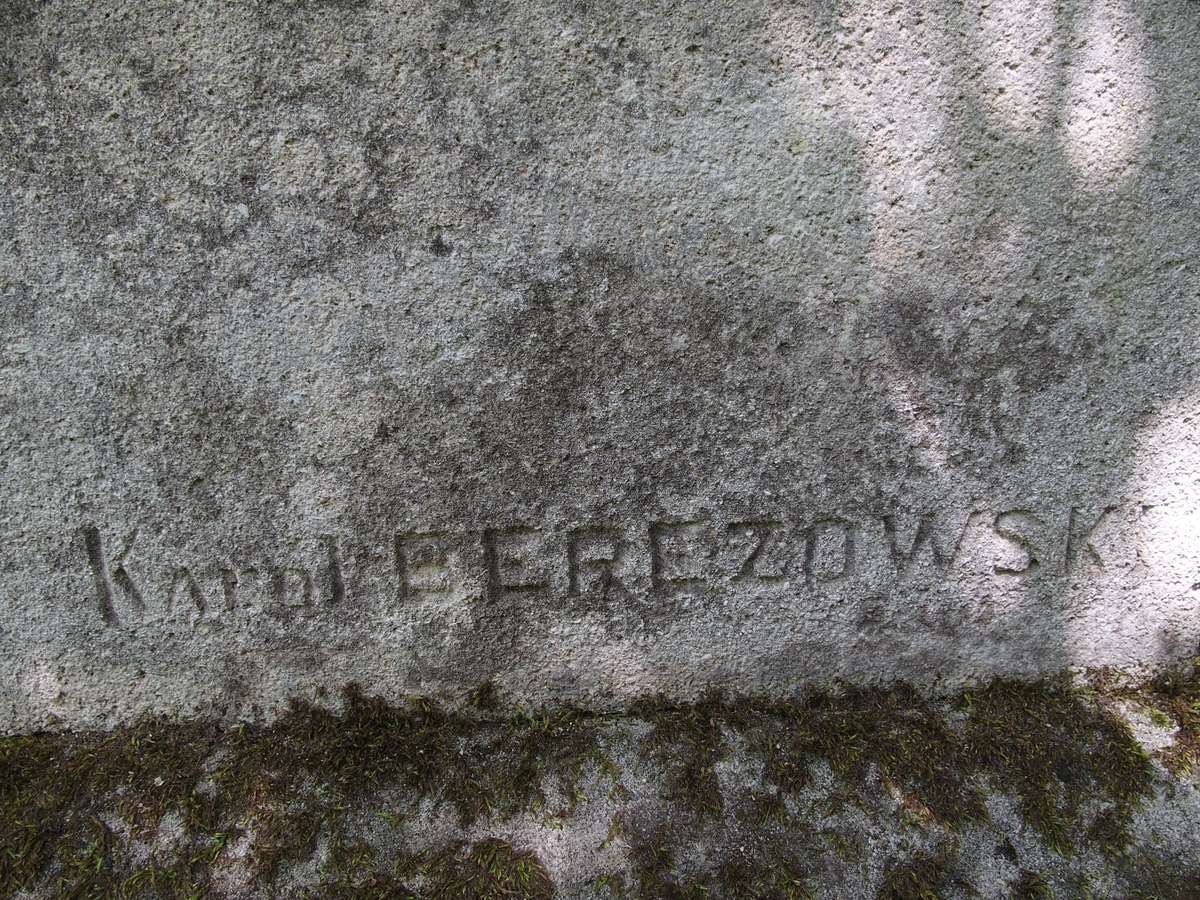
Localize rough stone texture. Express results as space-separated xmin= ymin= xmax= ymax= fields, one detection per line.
xmin=3 ymin=677 xmax=1200 ymax=898
xmin=2 ymin=0 xmax=1199 ymax=731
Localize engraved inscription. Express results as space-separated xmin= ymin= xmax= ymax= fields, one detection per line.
xmin=396 ymin=531 xmax=453 ymax=601
xmin=649 ymin=520 xmax=708 ymax=593
xmin=992 ymin=510 xmax=1044 ymax=577
xmin=167 ymin=567 xmax=206 ymax=617
xmin=803 ymin=517 xmax=856 ymax=584
xmin=82 ymin=526 xmax=144 ymax=625
xmin=884 ymin=512 xmax=957 ymax=572
xmin=568 ymin=527 xmax=625 ymax=597
xmin=79 ymin=496 xmax=1153 ymax=627
xmin=275 ymin=566 xmax=315 ymax=612
xmin=219 ymin=567 xmax=238 ymax=613
xmin=484 ymin=528 xmax=550 ymax=600
xmin=726 ymin=520 xmax=786 ymax=582
xmin=1064 ymin=506 xmax=1119 ymax=573
xmin=324 ymin=535 xmax=345 ymax=605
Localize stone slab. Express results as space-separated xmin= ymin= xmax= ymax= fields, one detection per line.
xmin=2 ymin=0 xmax=1199 ymax=731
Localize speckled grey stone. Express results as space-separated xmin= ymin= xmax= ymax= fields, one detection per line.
xmin=2 ymin=0 xmax=1199 ymax=731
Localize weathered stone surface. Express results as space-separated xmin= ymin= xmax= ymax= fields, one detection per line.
xmin=3 ymin=675 xmax=1199 ymax=898
xmin=2 ymin=0 xmax=1199 ymax=731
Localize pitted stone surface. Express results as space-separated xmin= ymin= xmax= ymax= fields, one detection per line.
xmin=1 ymin=0 xmax=1199 ymax=730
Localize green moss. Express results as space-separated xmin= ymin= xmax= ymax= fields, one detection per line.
xmin=715 ymin=857 xmax=812 ymax=900
xmin=634 ymin=690 xmax=734 ymax=820
xmin=1146 ymin=707 xmax=1173 ymax=729
xmin=307 ymin=838 xmax=554 ymax=900
xmin=749 ymin=789 xmax=788 ymax=826
xmin=745 ymin=686 xmax=986 ymax=827
xmin=0 ymin=718 xmax=218 ymax=896
xmin=217 ymin=688 xmax=482 ymax=827
xmin=494 ymin=707 xmax=608 ymax=820
xmin=1144 ymin=658 xmax=1200 ymax=774
xmin=469 ymin=680 xmax=502 ymax=712
xmin=1011 ymin=870 xmax=1055 ymax=899
xmin=623 ymin=822 xmax=681 ymax=898
xmin=409 ymin=839 xmax=554 ymax=899
xmin=876 ymin=850 xmax=946 ymax=900
xmin=0 ymin=672 xmax=1189 ymax=897
xmin=633 ymin=684 xmax=986 ymax=829
xmin=592 ymin=871 xmax=627 ymax=896
xmin=1090 ymin=658 xmax=1200 ymax=777
xmin=960 ymin=679 xmax=1154 ymax=855
xmin=610 ymin=679 xmax=1160 ymax=895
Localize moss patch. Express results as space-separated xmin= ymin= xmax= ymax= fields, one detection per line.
xmin=1142 ymin=658 xmax=1200 ymax=774
xmin=634 ymin=690 xmax=733 ymax=820
xmin=412 ymin=838 xmax=554 ymax=899
xmin=960 ymin=679 xmax=1154 ymax=855
xmin=877 ymin=850 xmax=947 ymax=900
xmin=0 ymin=718 xmax=220 ymax=894
xmin=1011 ymin=869 xmax=1055 ymax=899
xmin=0 ymin=671 xmax=1192 ymax=898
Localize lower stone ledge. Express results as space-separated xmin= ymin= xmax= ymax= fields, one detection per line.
xmin=2 ymin=663 xmax=1198 ymax=899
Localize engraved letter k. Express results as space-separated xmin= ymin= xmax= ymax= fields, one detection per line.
xmin=82 ymin=526 xmax=144 ymax=625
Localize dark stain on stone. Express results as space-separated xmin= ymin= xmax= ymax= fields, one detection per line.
xmin=0 ymin=0 xmax=46 ymax=27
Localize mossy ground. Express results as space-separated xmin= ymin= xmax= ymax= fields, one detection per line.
xmin=1 ymin=664 xmax=1197 ymax=899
